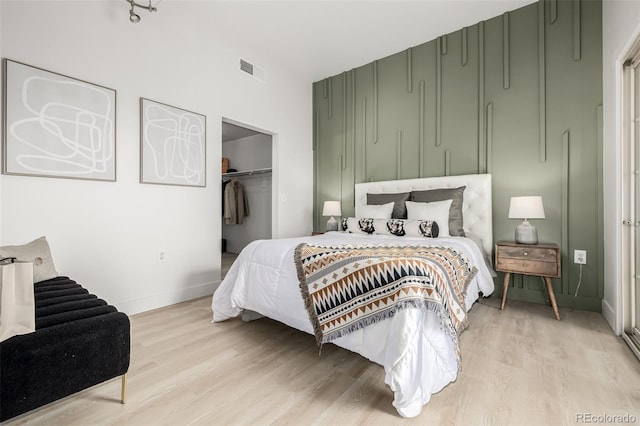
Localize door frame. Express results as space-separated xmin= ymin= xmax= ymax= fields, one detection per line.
xmin=221 ymin=116 xmax=278 ymax=240
xmin=621 ymin=38 xmax=640 ymax=360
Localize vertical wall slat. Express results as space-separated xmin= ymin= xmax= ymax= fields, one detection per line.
xmin=328 ymin=77 xmax=333 ymax=119
xmin=442 ymin=35 xmax=448 ymax=55
xmin=407 ymin=48 xmax=413 ymax=93
xmin=352 ymin=71 xmax=356 ymax=187
xmin=342 ymin=73 xmax=347 ymax=169
xmin=397 ymin=131 xmax=402 ymax=180
xmin=538 ymin=1 xmax=547 ymax=163
xmin=339 ymin=155 xmax=343 ymax=207
xmin=503 ymin=12 xmax=511 ymax=90
xmin=462 ymin=27 xmax=468 ymax=66
xmin=550 ymin=0 xmax=558 ymax=23
xmin=436 ymin=38 xmax=443 ymax=147
xmin=486 ymin=102 xmax=494 ymax=173
xmin=373 ymin=61 xmax=379 ymax=143
xmin=313 ymin=109 xmax=319 ymax=151
xmin=445 ymin=149 xmax=451 ymax=176
xmin=419 ymin=81 xmax=425 ymax=176
xmin=562 ymin=130 xmax=570 ymax=296
xmin=478 ymin=22 xmax=486 ymax=173
xmin=362 ymin=98 xmax=367 ymax=181
xmin=573 ymin=0 xmax=582 ymax=61
xmin=314 ymin=108 xmax=320 ymax=230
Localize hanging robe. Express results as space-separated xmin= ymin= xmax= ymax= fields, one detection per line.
xmin=224 ymin=179 xmax=250 ymax=225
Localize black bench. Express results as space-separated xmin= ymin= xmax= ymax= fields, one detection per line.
xmin=0 ymin=276 xmax=130 ymax=421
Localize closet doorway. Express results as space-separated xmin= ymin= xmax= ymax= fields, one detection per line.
xmin=221 ymin=119 xmax=273 ymax=278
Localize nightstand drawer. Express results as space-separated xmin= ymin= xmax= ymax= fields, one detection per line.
xmin=497 ymin=245 xmax=557 ymax=262
xmin=496 ymin=257 xmax=559 ymax=277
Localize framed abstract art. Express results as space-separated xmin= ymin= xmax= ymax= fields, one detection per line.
xmin=140 ymin=97 xmax=206 ymax=187
xmin=2 ymin=59 xmax=116 ymax=181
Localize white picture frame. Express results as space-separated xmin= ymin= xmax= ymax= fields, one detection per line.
xmin=2 ymin=59 xmax=116 ymax=181
xmin=140 ymin=98 xmax=206 ymax=187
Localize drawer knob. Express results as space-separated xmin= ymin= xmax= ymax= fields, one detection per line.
xmin=523 ymin=252 xmax=528 ymax=256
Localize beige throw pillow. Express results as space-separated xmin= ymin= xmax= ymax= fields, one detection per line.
xmin=0 ymin=237 xmax=59 ymax=283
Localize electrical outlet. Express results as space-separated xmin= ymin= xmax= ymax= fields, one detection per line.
xmin=158 ymin=250 xmax=166 ymax=263
xmin=574 ymin=249 xmax=587 ymax=264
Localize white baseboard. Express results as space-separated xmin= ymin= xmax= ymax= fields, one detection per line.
xmin=116 ymin=280 xmax=221 ymax=316
xmin=602 ymin=298 xmax=621 ymax=335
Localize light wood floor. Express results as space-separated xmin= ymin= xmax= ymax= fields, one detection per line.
xmin=221 ymin=252 xmax=238 ymax=280
xmin=5 ymin=297 xmax=640 ymax=426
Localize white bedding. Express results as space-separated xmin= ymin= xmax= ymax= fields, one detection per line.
xmin=212 ymin=231 xmax=494 ymax=418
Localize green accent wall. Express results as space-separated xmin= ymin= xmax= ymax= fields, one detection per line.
xmin=312 ymin=0 xmax=603 ymax=311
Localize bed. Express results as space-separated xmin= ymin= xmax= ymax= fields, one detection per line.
xmin=212 ymin=173 xmax=494 ymax=418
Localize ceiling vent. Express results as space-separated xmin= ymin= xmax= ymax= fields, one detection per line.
xmin=240 ymin=58 xmax=266 ymax=83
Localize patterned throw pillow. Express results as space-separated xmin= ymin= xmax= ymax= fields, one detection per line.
xmin=341 ymin=217 xmax=439 ymax=238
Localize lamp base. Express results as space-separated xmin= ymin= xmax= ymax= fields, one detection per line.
xmin=326 ymin=216 xmax=338 ymax=232
xmin=515 ymin=220 xmax=538 ymax=244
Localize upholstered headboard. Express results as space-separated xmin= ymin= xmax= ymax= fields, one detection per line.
xmin=354 ymin=174 xmax=493 ymax=255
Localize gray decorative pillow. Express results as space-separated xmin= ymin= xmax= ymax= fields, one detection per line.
xmin=367 ymin=192 xmax=411 ymax=219
xmin=411 ymin=186 xmax=466 ymax=237
xmin=0 ymin=236 xmax=58 ymax=283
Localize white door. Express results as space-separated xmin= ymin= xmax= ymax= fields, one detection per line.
xmin=624 ymin=44 xmax=640 ymax=359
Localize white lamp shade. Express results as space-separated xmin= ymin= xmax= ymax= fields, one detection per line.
xmin=508 ymin=196 xmax=545 ymax=219
xmin=322 ymin=201 xmax=342 ymax=217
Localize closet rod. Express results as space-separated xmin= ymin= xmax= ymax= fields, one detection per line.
xmin=222 ymin=167 xmax=272 ymax=179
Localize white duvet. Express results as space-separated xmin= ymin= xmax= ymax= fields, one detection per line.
xmin=212 ymin=232 xmax=494 ymax=418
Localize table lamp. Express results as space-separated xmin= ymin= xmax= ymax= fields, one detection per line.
xmin=322 ymin=201 xmax=341 ymax=232
xmin=508 ymin=196 xmax=545 ymax=244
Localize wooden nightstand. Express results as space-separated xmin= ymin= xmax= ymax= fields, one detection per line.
xmin=311 ymin=231 xmax=324 ymax=236
xmin=495 ymin=240 xmax=561 ymax=320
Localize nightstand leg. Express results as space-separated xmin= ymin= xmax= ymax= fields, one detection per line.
xmin=501 ymin=272 xmax=511 ymax=310
xmin=543 ymin=277 xmax=560 ymax=320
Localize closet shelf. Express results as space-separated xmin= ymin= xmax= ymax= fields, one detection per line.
xmin=222 ymin=167 xmax=272 ymax=178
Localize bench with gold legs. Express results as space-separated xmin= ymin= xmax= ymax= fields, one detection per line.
xmin=0 ymin=276 xmax=130 ymax=421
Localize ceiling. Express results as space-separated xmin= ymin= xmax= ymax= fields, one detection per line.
xmin=222 ymin=122 xmax=264 ymax=142
xmin=203 ymin=0 xmax=536 ymax=82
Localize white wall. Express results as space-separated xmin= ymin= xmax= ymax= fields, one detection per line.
xmin=602 ymin=0 xmax=640 ymax=334
xmin=0 ymin=1 xmax=313 ymax=314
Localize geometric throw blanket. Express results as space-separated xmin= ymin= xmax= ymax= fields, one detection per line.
xmin=294 ymin=243 xmax=477 ymax=366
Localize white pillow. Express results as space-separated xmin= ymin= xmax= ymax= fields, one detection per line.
xmin=358 ymin=202 xmax=394 ymax=219
xmin=406 ymin=199 xmax=453 ymax=237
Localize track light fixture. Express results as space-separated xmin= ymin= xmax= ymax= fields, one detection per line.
xmin=127 ymin=0 xmax=158 ymax=23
